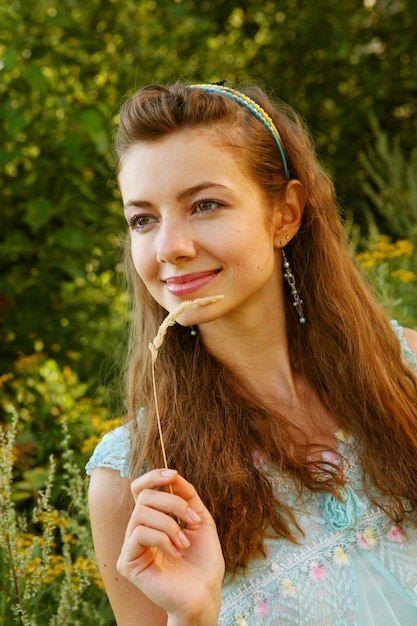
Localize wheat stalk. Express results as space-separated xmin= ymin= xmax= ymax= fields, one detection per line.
xmin=149 ymin=295 xmax=224 ymax=477
xmin=149 ymin=295 xmax=224 ymax=364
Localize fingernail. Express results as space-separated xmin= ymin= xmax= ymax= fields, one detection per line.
xmin=187 ymin=508 xmax=201 ymax=523
xmin=178 ymin=530 xmax=190 ymax=548
xmin=161 ymin=469 xmax=176 ymax=478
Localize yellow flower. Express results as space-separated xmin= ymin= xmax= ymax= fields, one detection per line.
xmin=37 ymin=510 xmax=69 ymax=528
xmin=81 ymin=417 xmax=121 ymax=453
xmin=42 ymin=555 xmax=66 ymax=584
xmin=72 ymin=556 xmax=104 ymax=590
xmin=0 ymin=372 xmax=14 ymax=387
xmin=14 ymin=353 xmax=45 ymax=371
xmin=16 ymin=532 xmax=38 ymax=549
xmin=27 ymin=557 xmax=43 ymax=577
xmin=356 ymin=253 xmax=376 ymax=269
xmin=357 ymin=236 xmax=414 ymax=268
xmin=392 ymin=239 xmax=414 ymax=258
xmin=390 ymin=269 xmax=417 ymax=284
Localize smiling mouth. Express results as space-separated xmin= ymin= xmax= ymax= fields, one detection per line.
xmin=164 ymin=270 xmax=220 ymax=296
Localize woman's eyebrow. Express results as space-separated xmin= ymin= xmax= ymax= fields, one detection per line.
xmin=176 ymin=182 xmax=228 ymax=202
xmin=124 ymin=199 xmax=152 ymax=212
xmin=124 ymin=182 xmax=229 ymax=212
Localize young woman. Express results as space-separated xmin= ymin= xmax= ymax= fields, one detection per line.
xmin=86 ymin=82 xmax=417 ymax=626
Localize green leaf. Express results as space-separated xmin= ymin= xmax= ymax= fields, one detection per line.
xmin=54 ymin=227 xmax=90 ymax=251
xmin=78 ymin=109 xmax=109 ymax=154
xmin=0 ymin=230 xmax=31 ymax=256
xmin=6 ymin=112 xmax=30 ymax=137
xmin=23 ymin=467 xmax=51 ymax=490
xmin=1 ymin=45 xmax=17 ymax=71
xmin=0 ymin=149 xmax=22 ymax=164
xmin=54 ymin=259 xmax=86 ymax=279
xmin=24 ymin=198 xmax=53 ymax=231
xmin=21 ymin=65 xmax=49 ymax=93
xmin=59 ymin=134 xmax=87 ymax=167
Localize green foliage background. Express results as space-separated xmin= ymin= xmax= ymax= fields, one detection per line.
xmin=1 ymin=0 xmax=416 ymax=376
xmin=0 ymin=0 xmax=416 ymax=623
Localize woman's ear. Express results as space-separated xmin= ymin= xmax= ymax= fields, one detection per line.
xmin=273 ymin=180 xmax=306 ymax=247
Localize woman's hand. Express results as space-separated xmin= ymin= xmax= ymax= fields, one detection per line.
xmin=117 ymin=469 xmax=225 ymax=626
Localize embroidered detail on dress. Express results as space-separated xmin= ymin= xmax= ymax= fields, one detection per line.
xmin=333 ymin=545 xmax=350 ymax=567
xmin=387 ymin=525 xmax=404 ymax=543
xmin=323 ymin=486 xmax=366 ymax=530
xmin=221 ymin=509 xmax=415 ymax=625
xmin=335 ymin=429 xmax=351 ymax=442
xmin=254 ymin=598 xmax=269 ymax=616
xmin=310 ymin=562 xmax=326 ymax=581
xmin=281 ymin=578 xmax=297 ymax=598
xmin=322 ymin=450 xmax=340 ymax=465
xmin=252 ymin=450 xmax=268 ymax=468
xmin=357 ymin=526 xmax=376 ymax=550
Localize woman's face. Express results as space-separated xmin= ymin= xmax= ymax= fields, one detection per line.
xmin=119 ymin=128 xmax=287 ymax=331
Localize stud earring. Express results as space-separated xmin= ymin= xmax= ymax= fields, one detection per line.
xmin=190 ymin=326 xmax=197 ymax=336
xmin=282 ymin=249 xmax=306 ymax=324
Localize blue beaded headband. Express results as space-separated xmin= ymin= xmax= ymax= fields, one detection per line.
xmin=191 ymin=83 xmax=289 ymax=180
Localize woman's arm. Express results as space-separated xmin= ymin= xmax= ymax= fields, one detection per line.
xmin=88 ymin=467 xmax=169 ymax=625
xmin=88 ymin=467 xmax=224 ymax=626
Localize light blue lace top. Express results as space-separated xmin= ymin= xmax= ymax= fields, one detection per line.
xmin=86 ymin=322 xmax=417 ymax=625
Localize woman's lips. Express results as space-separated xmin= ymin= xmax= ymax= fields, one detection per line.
xmin=164 ymin=271 xmax=220 ymax=297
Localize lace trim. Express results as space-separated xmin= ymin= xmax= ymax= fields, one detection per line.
xmin=391 ymin=320 xmax=417 ymax=370
xmin=85 ymin=423 xmax=132 ymax=478
xmin=220 ymin=510 xmax=417 ymax=625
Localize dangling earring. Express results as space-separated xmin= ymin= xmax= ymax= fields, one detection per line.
xmin=190 ymin=326 xmax=197 ymax=336
xmin=282 ymin=248 xmax=306 ymax=324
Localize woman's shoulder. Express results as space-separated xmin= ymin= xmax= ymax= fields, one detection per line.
xmin=399 ymin=327 xmax=417 ymax=358
xmin=85 ymin=422 xmax=133 ymax=478
xmin=391 ymin=320 xmax=417 ymax=368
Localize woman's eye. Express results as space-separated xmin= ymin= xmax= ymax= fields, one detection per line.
xmin=195 ymin=200 xmax=222 ymax=214
xmin=128 ymin=215 xmax=156 ymax=231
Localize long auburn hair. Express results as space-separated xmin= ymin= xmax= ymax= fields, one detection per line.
xmin=115 ymin=82 xmax=417 ymax=573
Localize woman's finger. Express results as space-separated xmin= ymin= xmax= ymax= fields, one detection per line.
xmin=130 ymin=468 xmax=179 ymax=499
xmin=125 ymin=502 xmax=191 ymax=552
xmin=133 ymin=488 xmax=200 ymax=524
xmin=119 ymin=524 xmax=183 ymax=570
xmin=131 ymin=469 xmax=204 ymax=522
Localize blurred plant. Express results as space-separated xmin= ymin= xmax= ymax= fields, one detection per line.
xmin=358 ymin=115 xmax=417 ymax=246
xmin=356 ymin=235 xmax=417 ymax=329
xmin=1 ymin=0 xmax=417 ymax=382
xmin=0 ymin=353 xmax=121 ymax=506
xmin=0 ymin=407 xmax=116 ymax=625
xmin=0 ymin=354 xmax=120 ymax=623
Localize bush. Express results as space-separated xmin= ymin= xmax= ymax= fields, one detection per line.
xmin=356 ymin=235 xmax=417 ymax=330
xmin=0 ymin=357 xmax=118 ymax=625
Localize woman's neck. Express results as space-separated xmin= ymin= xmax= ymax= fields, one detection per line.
xmin=199 ymin=311 xmax=297 ymax=401
xmin=199 ymin=318 xmax=340 ymax=445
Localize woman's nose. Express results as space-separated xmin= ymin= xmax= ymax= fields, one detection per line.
xmin=156 ymin=219 xmax=197 ymax=264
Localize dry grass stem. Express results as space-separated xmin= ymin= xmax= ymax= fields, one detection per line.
xmin=149 ymin=295 xmax=224 ymax=364
xmin=149 ymin=295 xmax=224 ymax=475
